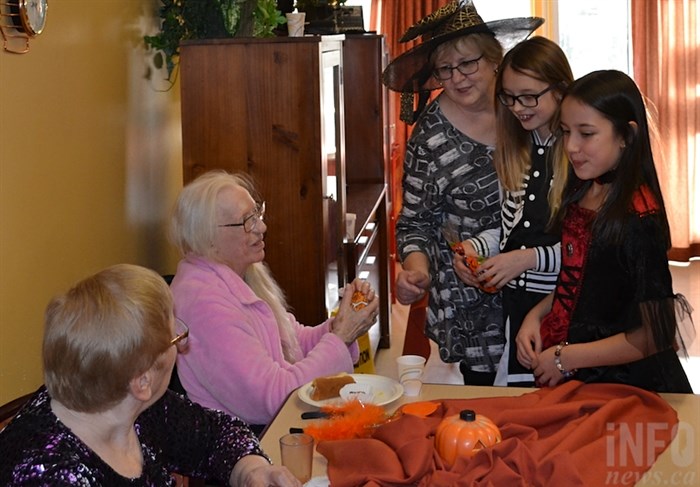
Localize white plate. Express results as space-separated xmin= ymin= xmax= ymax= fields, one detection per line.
xmin=298 ymin=374 xmax=403 ymax=407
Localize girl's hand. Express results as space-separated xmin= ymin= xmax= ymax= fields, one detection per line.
xmin=515 ymin=313 xmax=542 ymax=369
xmin=331 ymin=279 xmax=379 ymax=344
xmin=532 ymin=346 xmax=565 ymax=388
xmin=478 ymin=248 xmax=536 ymax=290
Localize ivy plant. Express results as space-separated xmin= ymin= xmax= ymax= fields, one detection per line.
xmin=145 ymin=0 xmax=285 ymax=83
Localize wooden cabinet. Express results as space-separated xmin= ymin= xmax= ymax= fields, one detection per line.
xmin=342 ymin=34 xmax=392 ymax=350
xmin=179 ymin=34 xmax=391 ymax=351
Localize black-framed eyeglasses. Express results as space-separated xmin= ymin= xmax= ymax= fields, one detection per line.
xmin=171 ymin=318 xmax=189 ymax=352
xmin=433 ymin=54 xmax=483 ymax=81
xmin=497 ymin=84 xmax=556 ymax=108
xmin=217 ymin=201 xmax=266 ymax=233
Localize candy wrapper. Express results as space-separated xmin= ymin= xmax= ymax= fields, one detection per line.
xmin=351 ymin=290 xmax=368 ymax=310
xmin=449 ymin=242 xmax=498 ymax=294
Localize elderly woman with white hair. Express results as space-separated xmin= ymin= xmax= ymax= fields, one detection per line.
xmin=169 ymin=170 xmax=379 ymax=432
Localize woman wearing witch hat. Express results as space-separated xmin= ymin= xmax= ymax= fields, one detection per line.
xmin=385 ymin=0 xmax=542 ymax=385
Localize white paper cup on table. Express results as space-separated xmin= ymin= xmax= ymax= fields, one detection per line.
xmin=396 ymin=354 xmax=426 ymax=396
xmin=286 ymin=12 xmax=306 ymax=37
xmin=279 ymin=432 xmax=314 ymax=482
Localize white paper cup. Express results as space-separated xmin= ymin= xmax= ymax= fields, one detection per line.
xmin=402 ymin=378 xmax=423 ymax=396
xmin=396 ymin=354 xmax=426 ymax=396
xmin=286 ymin=12 xmax=306 ymax=37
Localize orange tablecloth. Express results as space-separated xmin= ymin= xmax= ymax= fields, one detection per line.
xmin=317 ymin=381 xmax=678 ymax=486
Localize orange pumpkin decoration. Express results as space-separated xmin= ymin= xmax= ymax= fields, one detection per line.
xmin=435 ymin=409 xmax=501 ymax=467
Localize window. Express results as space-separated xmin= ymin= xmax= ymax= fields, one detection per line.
xmin=475 ymin=0 xmax=631 ymax=77
xmin=557 ymin=0 xmax=631 ymax=77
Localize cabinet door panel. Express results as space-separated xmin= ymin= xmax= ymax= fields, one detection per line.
xmin=179 ymin=36 xmax=390 ymax=347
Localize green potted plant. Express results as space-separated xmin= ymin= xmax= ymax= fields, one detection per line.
xmin=294 ymin=0 xmax=345 ymax=21
xmin=144 ymin=0 xmax=286 ymax=83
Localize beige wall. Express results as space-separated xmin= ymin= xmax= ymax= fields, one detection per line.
xmin=0 ymin=1 xmax=183 ymax=404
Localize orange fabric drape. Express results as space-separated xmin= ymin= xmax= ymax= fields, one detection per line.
xmin=632 ymin=0 xmax=700 ymax=261
xmin=318 ymin=381 xmax=679 ymax=486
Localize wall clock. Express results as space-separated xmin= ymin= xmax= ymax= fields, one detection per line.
xmin=16 ymin=0 xmax=48 ymax=37
xmin=0 ymin=0 xmax=47 ymax=53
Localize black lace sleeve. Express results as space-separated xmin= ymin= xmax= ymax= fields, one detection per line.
xmin=137 ymin=390 xmax=269 ymax=484
xmin=623 ymin=212 xmax=685 ymax=353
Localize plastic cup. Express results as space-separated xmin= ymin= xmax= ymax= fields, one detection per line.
xmin=279 ymin=432 xmax=314 ymax=482
xmin=286 ymin=12 xmax=306 ymax=37
xmin=396 ymin=354 xmax=426 ymax=396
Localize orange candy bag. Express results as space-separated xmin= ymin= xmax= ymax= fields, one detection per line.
xmin=450 ymin=242 xmax=497 ymax=294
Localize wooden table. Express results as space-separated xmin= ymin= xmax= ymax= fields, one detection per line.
xmin=260 ymin=383 xmax=700 ymax=484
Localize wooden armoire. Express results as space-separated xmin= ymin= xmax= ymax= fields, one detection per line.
xmin=179 ymin=34 xmax=392 ymax=352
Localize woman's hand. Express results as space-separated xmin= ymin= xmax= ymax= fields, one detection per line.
xmin=231 ymin=455 xmax=301 ymax=487
xmin=330 ymin=279 xmax=380 ymax=345
xmin=531 ymin=346 xmax=565 ymax=388
xmin=478 ymin=248 xmax=536 ymax=290
xmin=515 ymin=311 xmax=542 ymax=370
xmin=453 ymin=253 xmax=481 ymax=287
xmin=395 ymin=269 xmax=430 ymax=304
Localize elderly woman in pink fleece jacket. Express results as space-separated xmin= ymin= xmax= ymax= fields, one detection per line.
xmin=169 ymin=170 xmax=379 ymax=433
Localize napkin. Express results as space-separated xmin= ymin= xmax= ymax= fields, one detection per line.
xmin=316 ymin=381 xmax=679 ymax=486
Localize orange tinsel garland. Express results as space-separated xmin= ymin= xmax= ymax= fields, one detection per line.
xmin=303 ymin=400 xmax=388 ymax=441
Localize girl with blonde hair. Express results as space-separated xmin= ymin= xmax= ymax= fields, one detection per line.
xmin=471 ymin=36 xmax=573 ymax=387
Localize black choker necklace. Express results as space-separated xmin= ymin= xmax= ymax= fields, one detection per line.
xmin=595 ymin=169 xmax=617 ymax=185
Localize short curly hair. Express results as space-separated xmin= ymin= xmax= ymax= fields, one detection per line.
xmin=43 ymin=264 xmax=173 ymax=413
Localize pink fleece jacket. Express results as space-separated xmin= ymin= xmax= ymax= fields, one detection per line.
xmin=170 ymin=255 xmax=359 ymax=425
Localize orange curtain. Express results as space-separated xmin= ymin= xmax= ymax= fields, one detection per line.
xmin=370 ymin=0 xmax=451 ymax=265
xmin=632 ymin=0 xmax=700 ymax=261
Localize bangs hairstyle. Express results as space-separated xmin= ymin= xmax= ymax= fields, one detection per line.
xmin=430 ymin=32 xmax=504 ymax=74
xmin=170 ymin=170 xmax=260 ymax=259
xmin=43 ymin=264 xmax=173 ymax=413
xmin=494 ymin=36 xmax=574 ymax=208
xmin=554 ymin=70 xmax=670 ymax=246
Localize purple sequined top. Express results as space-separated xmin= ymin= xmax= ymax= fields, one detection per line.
xmin=0 ymin=387 xmax=269 ymax=486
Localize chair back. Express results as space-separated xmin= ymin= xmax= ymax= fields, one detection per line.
xmin=0 ymin=392 xmax=33 ymax=431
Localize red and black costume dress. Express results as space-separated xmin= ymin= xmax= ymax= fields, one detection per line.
xmin=540 ymin=186 xmax=692 ymax=393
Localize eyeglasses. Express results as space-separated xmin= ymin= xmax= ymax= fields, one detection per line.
xmin=433 ymin=54 xmax=483 ymax=81
xmin=497 ymin=84 xmax=556 ymax=108
xmin=171 ymin=318 xmax=189 ymax=352
xmin=217 ymin=201 xmax=266 ymax=233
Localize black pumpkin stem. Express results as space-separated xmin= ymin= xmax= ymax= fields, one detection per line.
xmin=460 ymin=410 xmax=476 ymax=421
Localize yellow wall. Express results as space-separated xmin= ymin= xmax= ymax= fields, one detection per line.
xmin=0 ymin=1 xmax=183 ymax=404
